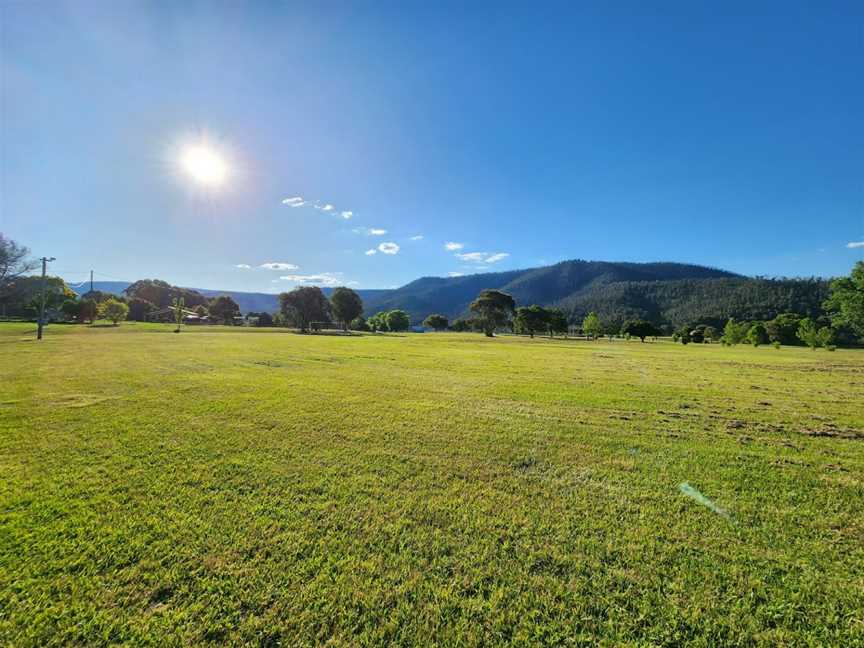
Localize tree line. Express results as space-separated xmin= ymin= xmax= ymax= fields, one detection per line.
xmin=2 ymin=234 xmax=862 ymax=346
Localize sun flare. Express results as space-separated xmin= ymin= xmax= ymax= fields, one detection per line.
xmin=181 ymin=146 xmax=227 ymax=186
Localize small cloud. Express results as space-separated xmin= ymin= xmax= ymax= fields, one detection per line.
xmin=314 ymin=203 xmax=335 ymax=212
xmin=353 ymin=227 xmax=387 ymax=236
xmin=378 ymin=242 xmax=400 ymax=255
xmin=278 ymin=272 xmax=343 ymax=286
xmin=235 ymin=264 xmax=252 ymax=269
xmin=410 ymin=235 xmax=424 ymax=241
xmin=346 ymin=281 xmax=359 ymax=286
xmin=448 ymin=272 xmax=464 ymax=277
xmin=282 ymin=196 xmax=306 ymax=207
xmin=455 ymin=251 xmax=509 ymax=264
xmin=260 ymin=262 xmax=300 ymax=270
xmin=341 ymin=211 xmax=353 ymax=219
xmin=445 ymin=242 xmax=464 ymax=251
xmin=847 ymin=241 xmax=864 ymax=249
xmin=365 ymin=249 xmax=377 ymax=256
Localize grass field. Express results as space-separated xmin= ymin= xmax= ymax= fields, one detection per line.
xmin=2 ymin=322 xmax=863 ymax=646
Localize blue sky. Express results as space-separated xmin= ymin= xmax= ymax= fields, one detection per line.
xmin=2 ymin=1 xmax=862 ymax=292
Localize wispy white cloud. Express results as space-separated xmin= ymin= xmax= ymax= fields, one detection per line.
xmin=260 ymin=262 xmax=300 ymax=270
xmin=378 ymin=242 xmax=400 ymax=255
xmin=448 ymin=272 xmax=464 ymax=277
xmin=410 ymin=235 xmax=424 ymax=241
xmin=445 ymin=242 xmax=464 ymax=251
xmin=235 ymin=264 xmax=252 ymax=269
xmin=341 ymin=211 xmax=353 ymax=219
xmin=365 ymin=249 xmax=377 ymax=256
xmin=485 ymin=252 xmax=510 ymax=263
xmin=282 ymin=196 xmax=306 ymax=207
xmin=847 ymin=241 xmax=864 ymax=249
xmin=455 ymin=251 xmax=509 ymax=264
xmin=278 ymin=272 xmax=343 ymax=286
xmin=314 ymin=203 xmax=335 ymax=212
xmin=456 ymin=252 xmax=485 ymax=263
xmin=353 ymin=227 xmax=387 ymax=236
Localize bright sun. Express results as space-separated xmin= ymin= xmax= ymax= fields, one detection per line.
xmin=181 ymin=146 xmax=227 ymax=186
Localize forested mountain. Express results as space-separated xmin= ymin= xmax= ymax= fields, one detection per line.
xmin=64 ymin=260 xmax=834 ymax=328
xmin=363 ymin=260 xmax=753 ymax=324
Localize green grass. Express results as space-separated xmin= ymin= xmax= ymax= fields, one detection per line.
xmin=2 ymin=323 xmax=863 ymax=646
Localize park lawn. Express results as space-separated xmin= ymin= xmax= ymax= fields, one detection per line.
xmin=1 ymin=323 xmax=862 ymax=646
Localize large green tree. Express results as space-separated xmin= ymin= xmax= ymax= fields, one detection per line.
xmin=582 ymin=312 xmax=602 ymax=339
xmin=127 ymin=297 xmax=156 ymax=322
xmin=385 ymin=309 xmax=410 ymax=332
xmin=124 ymin=279 xmax=208 ymax=309
xmin=330 ymin=287 xmax=364 ymax=331
xmin=825 ymin=261 xmax=864 ymax=341
xmin=721 ymin=318 xmax=749 ymax=345
xmin=621 ymin=319 xmax=657 ymax=342
xmin=514 ymin=305 xmax=549 ymax=338
xmin=98 ymin=298 xmax=129 ymax=325
xmin=423 ymin=314 xmax=449 ymax=331
xmin=209 ymin=295 xmax=241 ymax=324
xmin=547 ymin=308 xmax=568 ymax=337
xmin=469 ymin=290 xmax=516 ymax=337
xmin=279 ymin=287 xmax=331 ymax=333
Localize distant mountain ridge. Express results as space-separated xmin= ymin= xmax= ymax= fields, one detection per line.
xmin=361 ymin=260 xmax=742 ymax=322
xmin=68 ymin=259 xmax=830 ymax=328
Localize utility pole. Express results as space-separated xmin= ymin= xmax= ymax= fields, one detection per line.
xmin=36 ymin=256 xmax=56 ymax=340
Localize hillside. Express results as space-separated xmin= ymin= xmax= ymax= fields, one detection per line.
xmin=68 ymin=260 xmax=832 ymax=328
xmin=363 ymin=260 xmax=743 ymax=323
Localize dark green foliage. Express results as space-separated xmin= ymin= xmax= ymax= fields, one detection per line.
xmin=558 ymin=276 xmax=831 ymax=333
xmin=278 ymin=287 xmax=331 ymax=333
xmin=385 ymin=309 xmax=410 ymax=332
xmin=124 ymin=279 xmax=208 ymax=309
xmin=365 ymin=260 xmax=738 ymax=323
xmin=422 ymin=314 xmax=449 ymax=331
xmin=514 ymin=305 xmax=549 ymax=338
xmin=254 ymin=312 xmax=274 ymax=327
xmin=349 ymin=316 xmax=370 ymax=332
xmin=620 ymin=319 xmax=658 ymax=342
xmin=747 ymin=322 xmax=770 ymax=347
xmin=469 ymin=290 xmax=516 ymax=337
xmin=209 ymin=295 xmax=241 ymax=324
xmin=80 ymin=290 xmax=122 ymax=304
xmin=0 ymin=275 xmax=76 ymax=318
xmin=448 ymin=318 xmax=478 ymax=332
xmin=330 ymin=287 xmax=364 ymax=331
xmin=674 ymin=325 xmax=692 ymax=344
xmin=766 ymin=313 xmax=803 ymax=346
xmin=78 ymin=299 xmax=97 ymax=323
xmin=825 ymin=261 xmax=864 ymax=341
xmin=60 ymin=299 xmax=80 ymax=322
xmin=547 ymin=308 xmax=568 ymax=337
xmin=127 ymin=297 xmax=156 ymax=322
